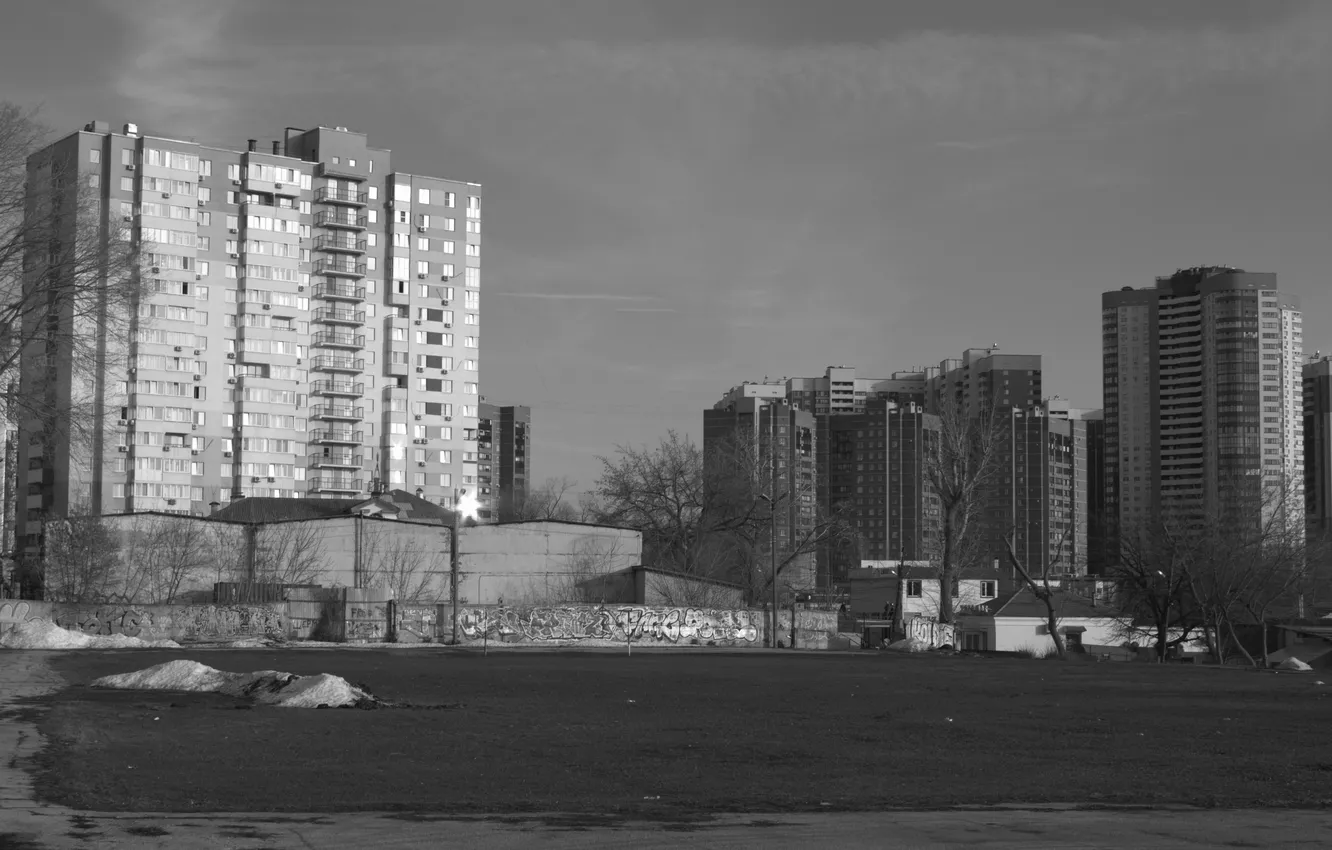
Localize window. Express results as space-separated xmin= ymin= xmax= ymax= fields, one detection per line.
xmin=417 ymin=214 xmax=430 ymax=228
xmin=418 ymin=188 xmax=430 ymax=205
xmin=394 ymin=183 xmax=411 ymax=202
xmin=89 ymin=149 xmax=101 ymax=163
xmin=465 ymin=268 xmax=479 ymax=288
xmin=906 ymin=580 xmax=922 ymax=598
xmin=442 ymin=218 xmax=455 ymax=231
xmin=441 ymin=240 xmax=454 ymax=254
xmin=88 ymin=174 xmax=101 ymax=188
xmin=122 ymin=149 xmax=134 ymax=166
xmin=442 ymin=192 xmax=455 ymax=208
xmin=466 ymin=243 xmax=479 ymax=257
xmin=417 ymin=260 xmax=429 ymax=275
xmin=120 ymin=177 xmax=134 ymax=192
xmin=417 ymin=237 xmax=429 ymax=251
xmin=367 ymin=185 xmax=377 ymax=200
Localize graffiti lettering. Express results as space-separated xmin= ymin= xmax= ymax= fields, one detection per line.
xmin=0 ymin=601 xmax=35 ymax=630
xmin=457 ymin=606 xmax=761 ymax=645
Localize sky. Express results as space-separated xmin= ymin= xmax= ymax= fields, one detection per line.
xmin=4 ymin=0 xmax=1330 ymax=493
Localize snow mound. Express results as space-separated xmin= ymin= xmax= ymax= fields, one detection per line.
xmin=93 ymin=660 xmax=383 ymax=708
xmin=886 ymin=637 xmax=931 ymax=653
xmin=0 ymin=619 xmax=180 ymax=650
xmin=1278 ymin=657 xmax=1313 ymax=672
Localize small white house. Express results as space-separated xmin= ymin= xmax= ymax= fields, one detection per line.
xmin=956 ymin=588 xmax=1131 ymax=654
xmin=847 ymin=564 xmax=1006 ymax=620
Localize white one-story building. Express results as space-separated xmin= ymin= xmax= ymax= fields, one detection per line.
xmin=955 ymin=588 xmax=1132 ymax=654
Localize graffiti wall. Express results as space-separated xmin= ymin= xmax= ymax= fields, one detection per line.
xmin=455 ymin=605 xmax=763 ymax=646
xmin=0 ymin=599 xmax=286 ymax=641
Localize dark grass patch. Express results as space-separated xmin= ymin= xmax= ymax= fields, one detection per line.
xmin=123 ymin=825 xmax=171 ymax=837
xmin=0 ymin=833 xmax=47 ymax=850
xmin=27 ymin=649 xmax=1332 ymax=814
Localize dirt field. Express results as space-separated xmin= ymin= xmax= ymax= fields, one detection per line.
xmin=26 ymin=648 xmax=1332 ymax=814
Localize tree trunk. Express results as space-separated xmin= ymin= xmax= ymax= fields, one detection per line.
xmin=1225 ymin=617 xmax=1258 ymax=668
xmin=938 ymin=505 xmax=960 ymax=624
xmin=1156 ymin=621 xmax=1169 ymax=662
xmin=1044 ymin=601 xmax=1066 ymax=660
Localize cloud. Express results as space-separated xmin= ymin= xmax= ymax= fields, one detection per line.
xmin=492 ymin=292 xmax=658 ymax=301
xmin=614 ymin=307 xmax=677 ymax=313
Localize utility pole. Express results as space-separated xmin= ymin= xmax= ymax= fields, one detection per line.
xmin=450 ymin=518 xmax=459 ymax=645
xmin=770 ymin=400 xmax=779 ymax=648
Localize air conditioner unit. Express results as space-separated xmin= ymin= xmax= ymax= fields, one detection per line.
xmin=198 ymin=199 xmax=205 ymax=206
xmin=128 ymin=367 xmax=136 ymax=374
xmin=441 ymin=300 xmax=449 ymax=306
xmin=444 ymin=323 xmax=452 ymax=328
xmin=415 ymin=367 xmax=424 ymax=373
xmin=444 ymin=416 xmax=452 ymax=422
xmin=125 ymin=164 xmax=135 ymax=171
xmin=414 ymin=415 xmax=422 ymax=421
xmin=117 ymin=418 xmax=127 ymax=425
xmin=275 ymin=183 xmax=283 ymax=190
xmin=174 ymin=346 xmax=183 ymax=352
xmin=297 ymin=285 xmax=304 ymax=292
xmin=191 ymin=424 xmax=198 ymax=430
xmin=191 ymin=450 xmax=199 ymax=456
xmin=227 ymin=378 xmax=236 ymax=384
xmin=151 ymin=266 xmax=160 ymax=273
xmin=195 ymin=274 xmax=202 ymax=280
xmin=413 ymin=320 xmax=422 ymax=326
xmin=262 ymin=304 xmax=271 ymax=310
xmin=251 ymin=477 xmax=261 ymax=483
xmin=296 ymin=358 xmax=301 ymax=364
xmin=233 ymin=180 xmax=241 ymax=186
xmin=163 ymin=446 xmax=172 ymax=452
xmin=161 ymin=192 xmax=171 ymax=199
xmin=117 ymin=446 xmax=128 ymax=453
xmin=441 ymin=369 xmax=448 ymax=375
xmin=167 ymin=499 xmax=177 ymax=506
xmin=226 ymin=353 xmax=235 ymax=359
xmin=224 ymin=451 xmax=233 ymax=458
xmin=417 ymin=462 xmax=426 ymax=467
xmin=417 ymin=274 xmax=427 ymax=280
xmin=229 ymin=252 xmax=239 ymax=259
xmin=193 ymin=349 xmax=201 ymax=355
xmin=122 ymin=215 xmax=133 ymax=222
xmin=417 ymin=227 xmax=427 ymax=233
xmin=192 ymin=374 xmax=202 ymax=381
xmin=267 ymin=476 xmax=276 ymax=482
xmin=229 ymin=227 xmax=238 ymax=234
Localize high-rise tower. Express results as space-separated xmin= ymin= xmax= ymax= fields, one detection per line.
xmin=15 ymin=120 xmax=483 ymax=555
xmin=1101 ymin=268 xmax=1304 ymax=550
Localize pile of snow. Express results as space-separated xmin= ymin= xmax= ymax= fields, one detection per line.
xmin=1278 ymin=657 xmax=1313 ymax=672
xmin=92 ymin=659 xmax=384 ymax=709
xmin=0 ymin=619 xmax=180 ymax=650
xmin=886 ymin=637 xmax=931 ymax=653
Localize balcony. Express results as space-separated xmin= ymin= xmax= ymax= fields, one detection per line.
xmin=310 ymin=428 xmax=363 ymax=446
xmin=308 ymin=451 xmax=363 ymax=470
xmin=311 ymin=280 xmax=365 ymax=302
xmin=315 ymin=210 xmax=367 ymax=230
xmin=314 ymin=234 xmax=366 ymax=254
xmin=308 ymin=475 xmax=363 ymax=494
xmin=316 ymin=162 xmax=367 ymax=182
xmin=315 ymin=186 xmax=367 ymax=206
xmin=313 ymin=306 xmax=365 ymax=326
xmin=311 ymin=403 xmax=364 ymax=422
xmin=310 ymin=354 xmax=365 ymax=374
xmin=313 ymin=258 xmax=365 ymax=278
xmin=312 ymin=330 xmax=365 ymax=350
xmin=311 ymin=379 xmax=363 ymax=397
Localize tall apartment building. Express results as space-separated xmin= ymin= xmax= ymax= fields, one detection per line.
xmin=1101 ymin=268 xmax=1304 ymax=547
xmin=823 ymin=400 xmax=939 ymax=580
xmin=476 ymin=402 xmax=530 ymax=522
xmin=703 ymin=384 xmax=818 ymax=591
xmin=785 ymin=366 xmax=925 ymax=416
xmin=1305 ymin=355 xmax=1332 ymax=539
xmin=922 ymin=347 xmax=1043 ymax=417
xmin=15 ymin=120 xmax=483 ymax=556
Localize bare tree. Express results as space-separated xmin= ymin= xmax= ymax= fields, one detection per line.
xmin=41 ymin=503 xmax=120 ymax=602
xmin=359 ymin=524 xmax=448 ymax=603
xmin=922 ymin=396 xmax=1004 ymax=624
xmin=118 ymin=514 xmax=214 ymax=603
xmin=1108 ymin=517 xmax=1202 ymax=662
xmin=0 ymin=104 xmax=144 ymax=445
xmin=250 ymin=520 xmax=327 ymax=585
xmin=590 ymin=430 xmax=765 ymax=580
xmin=1003 ymin=526 xmax=1075 ymax=660
xmin=511 ymin=476 xmax=585 ymax=522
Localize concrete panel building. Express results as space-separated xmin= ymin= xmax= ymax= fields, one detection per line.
xmin=477 ymin=402 xmax=530 ymax=522
xmin=15 ymin=120 xmax=483 ymax=557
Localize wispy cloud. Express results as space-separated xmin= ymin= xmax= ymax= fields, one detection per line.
xmin=614 ymin=307 xmax=677 ymax=313
xmin=493 ymin=292 xmax=658 ymax=301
